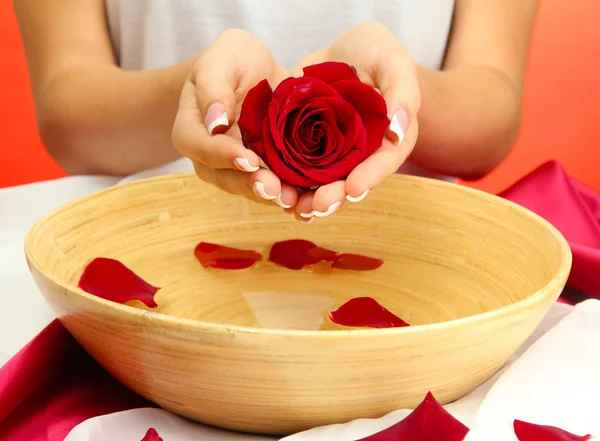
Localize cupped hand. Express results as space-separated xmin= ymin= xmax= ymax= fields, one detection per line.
xmin=172 ymin=29 xmax=299 ymax=209
xmin=290 ymin=23 xmax=421 ymax=221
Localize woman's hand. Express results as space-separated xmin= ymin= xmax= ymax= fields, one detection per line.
xmin=172 ymin=29 xmax=299 ymax=209
xmin=290 ymin=23 xmax=421 ymax=221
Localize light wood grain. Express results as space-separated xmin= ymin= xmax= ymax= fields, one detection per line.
xmin=24 ymin=173 xmax=571 ymax=435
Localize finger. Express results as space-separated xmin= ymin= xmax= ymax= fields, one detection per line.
xmin=194 ymin=30 xmax=269 ymax=135
xmin=172 ymin=80 xmax=262 ymax=171
xmin=345 ymin=119 xmax=419 ymax=198
xmin=294 ymin=190 xmax=315 ymax=219
xmin=192 ymin=161 xmax=283 ymax=205
xmin=297 ymin=181 xmax=346 ymax=218
xmin=373 ymin=51 xmax=421 ymax=146
xmin=275 ymin=182 xmax=299 ymax=209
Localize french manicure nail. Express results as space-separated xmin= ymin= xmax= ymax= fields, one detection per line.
xmin=206 ymin=102 xmax=229 ymax=135
xmin=313 ymin=201 xmax=341 ymax=217
xmin=389 ymin=108 xmax=408 ymax=145
xmin=298 ymin=216 xmax=314 ymax=224
xmin=275 ymin=193 xmax=292 ymax=209
xmin=300 ymin=201 xmax=341 ymax=218
xmin=252 ymin=181 xmax=276 ymax=200
xmin=346 ymin=190 xmax=369 ymax=203
xmin=234 ymin=158 xmax=259 ymax=172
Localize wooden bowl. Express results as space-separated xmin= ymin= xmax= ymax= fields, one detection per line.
xmin=24 ymin=173 xmax=571 ymax=435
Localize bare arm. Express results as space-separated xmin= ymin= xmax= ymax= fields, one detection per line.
xmin=13 ymin=0 xmax=193 ymax=175
xmin=412 ymin=0 xmax=538 ymax=180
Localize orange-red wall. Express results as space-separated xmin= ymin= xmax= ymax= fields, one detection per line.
xmin=0 ymin=1 xmax=66 ymax=188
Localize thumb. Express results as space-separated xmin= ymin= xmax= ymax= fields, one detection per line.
xmin=191 ymin=52 xmax=238 ymax=136
xmin=375 ymin=55 xmax=421 ymax=146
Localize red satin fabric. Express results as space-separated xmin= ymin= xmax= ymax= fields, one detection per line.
xmin=0 ymin=321 xmax=151 ymax=441
xmin=500 ymin=161 xmax=600 ymax=298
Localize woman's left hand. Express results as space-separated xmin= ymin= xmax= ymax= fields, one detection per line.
xmin=290 ymin=22 xmax=421 ymax=220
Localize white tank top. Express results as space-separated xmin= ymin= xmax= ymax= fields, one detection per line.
xmin=103 ymin=0 xmax=457 ymax=184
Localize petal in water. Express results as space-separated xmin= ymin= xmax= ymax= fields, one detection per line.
xmin=514 ymin=420 xmax=592 ymax=441
xmin=332 ymin=253 xmax=383 ymax=271
xmin=358 ymin=392 xmax=469 ymax=441
xmin=269 ymin=239 xmax=337 ymax=270
xmin=78 ymin=257 xmax=159 ymax=308
xmin=194 ymin=242 xmax=262 ymax=270
xmin=329 ymin=297 xmax=409 ymax=328
xmin=141 ymin=428 xmax=163 ymax=441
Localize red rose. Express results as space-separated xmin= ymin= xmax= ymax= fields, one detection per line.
xmin=238 ymin=62 xmax=390 ymax=188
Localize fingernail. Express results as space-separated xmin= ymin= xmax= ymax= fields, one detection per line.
xmin=275 ymin=193 xmax=291 ymax=209
xmin=389 ymin=108 xmax=408 ymax=145
xmin=234 ymin=158 xmax=259 ymax=172
xmin=313 ymin=201 xmax=341 ymax=217
xmin=206 ymin=102 xmax=229 ymax=135
xmin=346 ymin=190 xmax=369 ymax=203
xmin=300 ymin=201 xmax=341 ymax=218
xmin=252 ymin=181 xmax=276 ymax=200
xmin=298 ymin=216 xmax=314 ymax=224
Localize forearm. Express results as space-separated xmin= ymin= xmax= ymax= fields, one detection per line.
xmin=411 ymin=65 xmax=523 ymax=181
xmin=36 ymin=59 xmax=194 ymax=176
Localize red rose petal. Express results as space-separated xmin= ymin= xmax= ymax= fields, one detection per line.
xmin=238 ymin=79 xmax=273 ymax=156
xmin=269 ymin=239 xmax=337 ymax=270
xmin=78 ymin=257 xmax=159 ymax=308
xmin=329 ymin=297 xmax=409 ymax=328
xmin=262 ymin=119 xmax=320 ymax=188
xmin=358 ymin=392 xmax=469 ymax=441
xmin=141 ymin=428 xmax=163 ymax=441
xmin=305 ymin=245 xmax=338 ymax=263
xmin=302 ymin=61 xmax=360 ymax=83
xmin=194 ymin=242 xmax=262 ymax=270
xmin=514 ymin=420 xmax=592 ymax=441
xmin=332 ymin=80 xmax=390 ymax=155
xmin=332 ymin=253 xmax=384 ymax=271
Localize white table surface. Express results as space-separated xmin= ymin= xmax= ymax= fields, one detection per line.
xmin=0 ymin=176 xmax=120 ymax=365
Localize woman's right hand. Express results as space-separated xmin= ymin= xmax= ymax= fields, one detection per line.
xmin=172 ymin=30 xmax=299 ymax=210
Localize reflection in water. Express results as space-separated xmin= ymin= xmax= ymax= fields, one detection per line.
xmin=242 ymin=292 xmax=336 ymax=330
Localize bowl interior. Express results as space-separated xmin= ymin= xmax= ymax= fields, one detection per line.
xmin=27 ymin=174 xmax=569 ymax=331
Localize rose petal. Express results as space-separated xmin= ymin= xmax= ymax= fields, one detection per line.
xmin=272 ymin=79 xmax=341 ymax=148
xmin=194 ymin=242 xmax=262 ymax=270
xmin=514 ymin=420 xmax=593 ymax=441
xmin=275 ymin=97 xmax=365 ymax=185
xmin=332 ymin=253 xmax=384 ymax=271
xmin=329 ymin=297 xmax=409 ymax=328
xmin=238 ymin=79 xmax=273 ymax=155
xmin=141 ymin=428 xmax=163 ymax=441
xmin=358 ymin=392 xmax=469 ymax=440
xmin=332 ymin=80 xmax=390 ymax=155
xmin=303 ymin=61 xmax=360 ymax=84
xmin=286 ymin=107 xmax=328 ymax=158
xmin=269 ymin=239 xmax=337 ymax=270
xmin=262 ymin=118 xmax=319 ymax=187
xmin=78 ymin=257 xmax=159 ymax=308
xmin=284 ymin=103 xmax=346 ymax=161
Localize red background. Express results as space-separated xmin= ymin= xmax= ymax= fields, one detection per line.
xmin=1 ymin=1 xmax=599 ymax=192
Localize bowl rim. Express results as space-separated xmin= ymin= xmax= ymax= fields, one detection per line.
xmin=24 ymin=173 xmax=573 ymax=338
